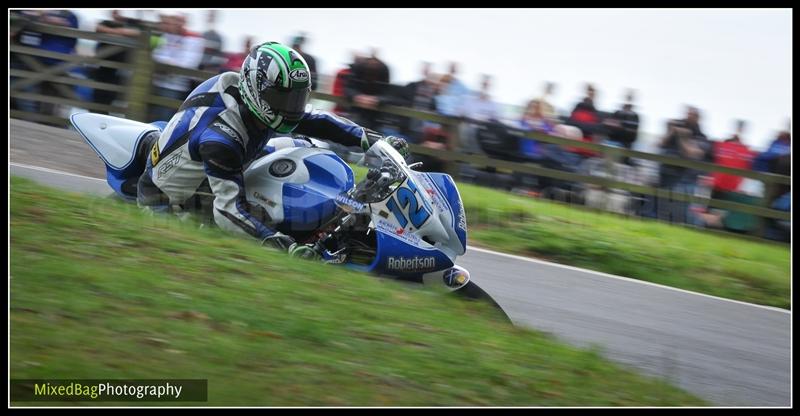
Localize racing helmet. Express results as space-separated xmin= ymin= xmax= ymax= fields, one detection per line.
xmin=238 ymin=41 xmax=312 ymax=133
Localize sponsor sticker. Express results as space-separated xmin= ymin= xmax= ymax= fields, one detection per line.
xmin=150 ymin=142 xmax=160 ymax=166
xmin=335 ymin=194 xmax=365 ymax=212
xmin=157 ymin=150 xmax=183 ymax=176
xmin=458 ymin=203 xmax=467 ymax=232
xmin=211 ymin=122 xmax=242 ymax=146
xmin=289 ymin=68 xmax=309 ymax=82
xmin=442 ymin=268 xmax=469 ymax=288
xmin=386 ymin=256 xmax=437 ymax=272
xmin=375 ymin=219 xmax=422 ymax=245
xmin=253 ymin=191 xmax=277 ymax=208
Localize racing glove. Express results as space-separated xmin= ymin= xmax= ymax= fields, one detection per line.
xmin=262 ymin=232 xmax=322 ymax=260
xmin=382 ymin=135 xmax=410 ymax=159
xmin=360 ymin=128 xmax=409 ymax=159
xmin=288 ymin=243 xmax=322 ymax=261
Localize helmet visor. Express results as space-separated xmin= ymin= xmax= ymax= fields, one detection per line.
xmin=261 ymin=87 xmax=310 ymax=122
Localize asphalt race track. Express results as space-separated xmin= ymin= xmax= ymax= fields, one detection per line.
xmin=9 ymin=119 xmax=791 ymax=406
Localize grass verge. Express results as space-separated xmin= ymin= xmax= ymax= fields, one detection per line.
xmin=10 ymin=176 xmax=704 ymax=406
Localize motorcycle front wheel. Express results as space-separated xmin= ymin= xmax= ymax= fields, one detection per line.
xmin=453 ymin=281 xmax=513 ymax=324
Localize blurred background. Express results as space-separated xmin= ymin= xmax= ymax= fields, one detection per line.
xmin=61 ymin=8 xmax=792 ymax=151
xmin=8 ymin=9 xmax=792 ymax=406
xmin=9 ymin=8 xmax=792 ymax=241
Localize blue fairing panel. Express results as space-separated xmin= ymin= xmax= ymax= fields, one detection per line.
xmin=149 ymin=121 xmax=168 ymax=131
xmin=280 ymin=153 xmax=355 ymax=231
xmin=364 ymin=229 xmax=454 ymax=280
xmin=304 ymin=152 xmax=355 ymax=191
xmin=106 ymin=165 xmax=136 ymax=200
xmin=108 ymin=122 xmax=166 ymax=200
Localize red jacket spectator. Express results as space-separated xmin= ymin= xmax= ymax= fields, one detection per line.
xmin=331 ymin=67 xmax=351 ymax=115
xmin=222 ymin=36 xmax=253 ymax=73
xmin=711 ymin=139 xmax=755 ymax=192
xmin=567 ymin=100 xmax=602 ymax=158
xmin=223 ymin=52 xmax=247 ymax=73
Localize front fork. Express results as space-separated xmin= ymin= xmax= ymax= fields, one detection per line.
xmin=310 ymin=211 xmax=358 ymax=264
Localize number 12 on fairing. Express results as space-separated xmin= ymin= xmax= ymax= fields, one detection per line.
xmin=385 ymin=180 xmax=432 ymax=229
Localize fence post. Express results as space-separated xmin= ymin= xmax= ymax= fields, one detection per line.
xmin=442 ymin=118 xmax=463 ymax=179
xmin=753 ymin=180 xmax=774 ymax=238
xmin=126 ymin=30 xmax=154 ymax=122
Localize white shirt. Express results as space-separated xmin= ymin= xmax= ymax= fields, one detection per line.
xmin=463 ymin=93 xmax=500 ymax=122
xmin=152 ymin=32 xmax=205 ymax=91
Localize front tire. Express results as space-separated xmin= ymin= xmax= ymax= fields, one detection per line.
xmin=453 ymin=281 xmax=512 ymax=324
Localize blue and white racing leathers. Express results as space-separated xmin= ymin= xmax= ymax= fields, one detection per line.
xmin=138 ymin=71 xmax=372 ymax=240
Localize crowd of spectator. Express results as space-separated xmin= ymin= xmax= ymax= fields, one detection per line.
xmin=10 ymin=10 xmax=81 ymax=116
xmin=9 ymin=10 xmax=791 ymax=241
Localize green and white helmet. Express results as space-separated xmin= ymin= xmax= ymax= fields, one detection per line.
xmin=238 ymin=42 xmax=312 ymax=134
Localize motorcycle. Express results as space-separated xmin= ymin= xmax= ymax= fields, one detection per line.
xmin=70 ymin=112 xmax=509 ymax=321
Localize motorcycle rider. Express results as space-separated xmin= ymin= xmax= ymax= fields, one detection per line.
xmin=137 ymin=41 xmax=408 ymax=254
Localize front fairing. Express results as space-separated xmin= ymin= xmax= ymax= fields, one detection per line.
xmin=346 ymin=141 xmax=467 ymax=278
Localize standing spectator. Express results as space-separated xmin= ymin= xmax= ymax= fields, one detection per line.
xmin=36 ymin=10 xmax=79 ymax=66
xmin=603 ymin=90 xmax=640 ymax=165
xmin=291 ymin=33 xmax=318 ymax=91
xmin=199 ymin=10 xmax=226 ymax=73
xmin=344 ymin=47 xmax=394 ymax=133
xmin=565 ymin=83 xmax=604 ymax=160
xmin=149 ymin=14 xmax=205 ymax=122
xmin=463 ymin=74 xmax=500 ymax=123
xmin=93 ymin=10 xmax=145 ymax=114
xmin=604 ymin=90 xmax=640 ymax=148
xmin=710 ymin=120 xmax=756 ymax=194
xmin=10 ymin=10 xmax=79 ymax=118
xmin=41 ymin=10 xmax=80 ymax=119
xmin=458 ymin=74 xmax=500 ymax=156
xmin=753 ymin=128 xmax=791 ymax=173
xmin=404 ymin=64 xmax=447 ymax=170
xmin=400 ymin=61 xmax=440 ymax=142
xmin=435 ymin=61 xmax=471 ymax=117
xmin=655 ymin=106 xmax=713 ymax=224
xmin=11 ymin=10 xmax=43 ymax=113
xmin=764 ymin=151 xmax=790 ymax=241
xmin=516 ymin=99 xmax=582 ymax=173
xmin=516 ymin=99 xmax=555 ymax=160
xmin=518 ymin=99 xmax=557 ymax=133
xmin=537 ymin=82 xmax=558 ymax=121
xmin=222 ymin=36 xmax=254 ymax=73
xmin=691 ymin=120 xmax=759 ymax=233
xmin=331 ymin=51 xmax=363 ymax=116
xmin=402 ymin=62 xmax=438 ymax=111
xmin=753 ymin=126 xmax=791 ymax=241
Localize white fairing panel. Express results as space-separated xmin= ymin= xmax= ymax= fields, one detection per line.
xmin=412 ymin=185 xmax=451 ymax=247
xmin=70 ymin=112 xmax=157 ymax=170
xmin=367 ymin=179 xmax=450 ymax=244
xmin=413 ymin=171 xmax=466 ymax=259
xmin=243 ymin=146 xmax=319 ymax=224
